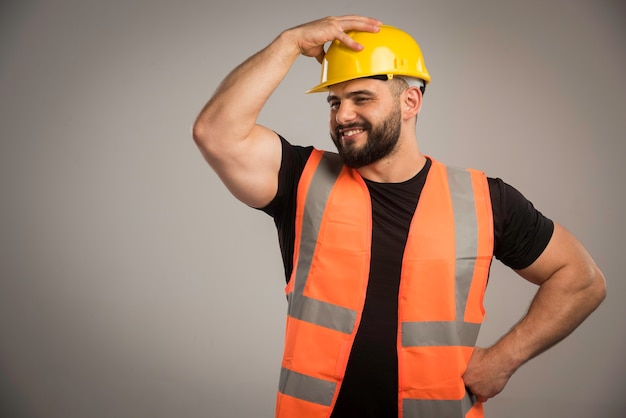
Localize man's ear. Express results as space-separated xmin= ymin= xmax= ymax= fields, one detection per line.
xmin=402 ymin=86 xmax=422 ymax=119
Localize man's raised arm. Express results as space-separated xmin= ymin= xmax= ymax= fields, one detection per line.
xmin=192 ymin=16 xmax=381 ymax=208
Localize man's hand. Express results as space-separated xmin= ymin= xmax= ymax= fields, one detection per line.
xmin=462 ymin=347 xmax=515 ymax=402
xmin=284 ymin=15 xmax=382 ymax=63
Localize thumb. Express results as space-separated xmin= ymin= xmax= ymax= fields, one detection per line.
xmin=315 ymin=48 xmax=326 ymax=64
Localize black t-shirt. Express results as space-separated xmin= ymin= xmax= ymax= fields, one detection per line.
xmin=262 ymin=136 xmax=554 ymax=418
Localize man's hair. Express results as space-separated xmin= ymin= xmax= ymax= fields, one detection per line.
xmin=368 ymin=75 xmax=426 ymax=97
xmin=395 ymin=76 xmax=426 ymax=96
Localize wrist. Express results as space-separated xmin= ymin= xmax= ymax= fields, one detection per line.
xmin=275 ymin=29 xmax=303 ymax=60
xmin=485 ymin=339 xmax=525 ymax=378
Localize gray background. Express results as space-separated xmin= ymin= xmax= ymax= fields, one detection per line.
xmin=1 ymin=0 xmax=624 ymax=417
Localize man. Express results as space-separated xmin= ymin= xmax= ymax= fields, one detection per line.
xmin=192 ymin=15 xmax=606 ymax=418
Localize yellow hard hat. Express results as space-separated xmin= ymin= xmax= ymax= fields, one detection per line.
xmin=306 ymin=24 xmax=430 ymax=94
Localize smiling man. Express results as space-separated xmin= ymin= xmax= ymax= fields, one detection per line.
xmin=328 ymin=79 xmax=405 ymax=170
xmin=192 ymin=15 xmax=606 ymax=418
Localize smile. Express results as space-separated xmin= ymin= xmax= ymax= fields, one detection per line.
xmin=341 ymin=128 xmax=365 ymax=140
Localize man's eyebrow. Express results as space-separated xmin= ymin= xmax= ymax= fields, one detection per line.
xmin=327 ymin=90 xmax=377 ymax=103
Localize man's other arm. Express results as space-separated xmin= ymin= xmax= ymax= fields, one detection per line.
xmin=463 ymin=222 xmax=606 ymax=402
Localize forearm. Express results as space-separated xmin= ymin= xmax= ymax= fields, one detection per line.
xmin=192 ymin=31 xmax=300 ymax=147
xmin=192 ymin=15 xmax=381 ymax=150
xmin=491 ymin=262 xmax=606 ymax=374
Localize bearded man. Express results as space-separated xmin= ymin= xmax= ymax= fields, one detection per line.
xmin=192 ymin=15 xmax=606 ymax=418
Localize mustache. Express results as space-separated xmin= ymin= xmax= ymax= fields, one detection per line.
xmin=334 ymin=122 xmax=371 ymax=137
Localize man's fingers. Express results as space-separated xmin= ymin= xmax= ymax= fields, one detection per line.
xmin=334 ymin=31 xmax=364 ymax=51
xmin=334 ymin=14 xmax=382 ymax=29
xmin=293 ymin=15 xmax=381 ymax=58
xmin=333 ymin=16 xmax=381 ymax=50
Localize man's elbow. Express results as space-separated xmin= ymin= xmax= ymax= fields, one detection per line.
xmin=589 ymin=265 xmax=607 ymax=306
xmin=191 ymin=115 xmax=222 ymax=159
xmin=582 ymin=263 xmax=607 ymax=312
xmin=192 ymin=117 xmax=210 ymax=146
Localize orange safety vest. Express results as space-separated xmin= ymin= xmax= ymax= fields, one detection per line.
xmin=276 ymin=150 xmax=494 ymax=418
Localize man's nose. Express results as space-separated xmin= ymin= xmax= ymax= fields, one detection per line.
xmin=335 ymin=102 xmax=357 ymax=125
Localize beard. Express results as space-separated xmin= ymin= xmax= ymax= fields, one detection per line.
xmin=330 ymin=105 xmax=402 ymax=169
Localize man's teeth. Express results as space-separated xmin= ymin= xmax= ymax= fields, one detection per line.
xmin=343 ymin=129 xmax=364 ymax=137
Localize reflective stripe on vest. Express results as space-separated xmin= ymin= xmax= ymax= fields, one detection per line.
xmin=403 ymin=392 xmax=476 ymax=417
xmin=399 ymin=164 xmax=489 ymax=418
xmin=286 ymin=151 xmax=357 ymax=335
xmin=402 ymin=166 xmax=481 ymax=349
xmin=279 ymin=367 xmax=335 ymax=407
xmin=278 ymin=151 xmax=369 ymax=417
xmin=277 ymin=151 xmax=493 ymax=418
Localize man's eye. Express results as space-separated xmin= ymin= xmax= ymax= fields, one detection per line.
xmin=329 ymin=102 xmax=340 ymax=110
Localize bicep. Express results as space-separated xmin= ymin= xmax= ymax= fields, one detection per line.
xmin=200 ymin=124 xmax=283 ymax=208
xmin=515 ymin=222 xmax=600 ymax=288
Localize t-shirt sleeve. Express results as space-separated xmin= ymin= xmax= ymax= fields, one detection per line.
xmin=260 ymin=135 xmax=313 ymax=218
xmin=259 ymin=135 xmax=313 ymax=280
xmin=489 ymin=178 xmax=555 ymax=270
